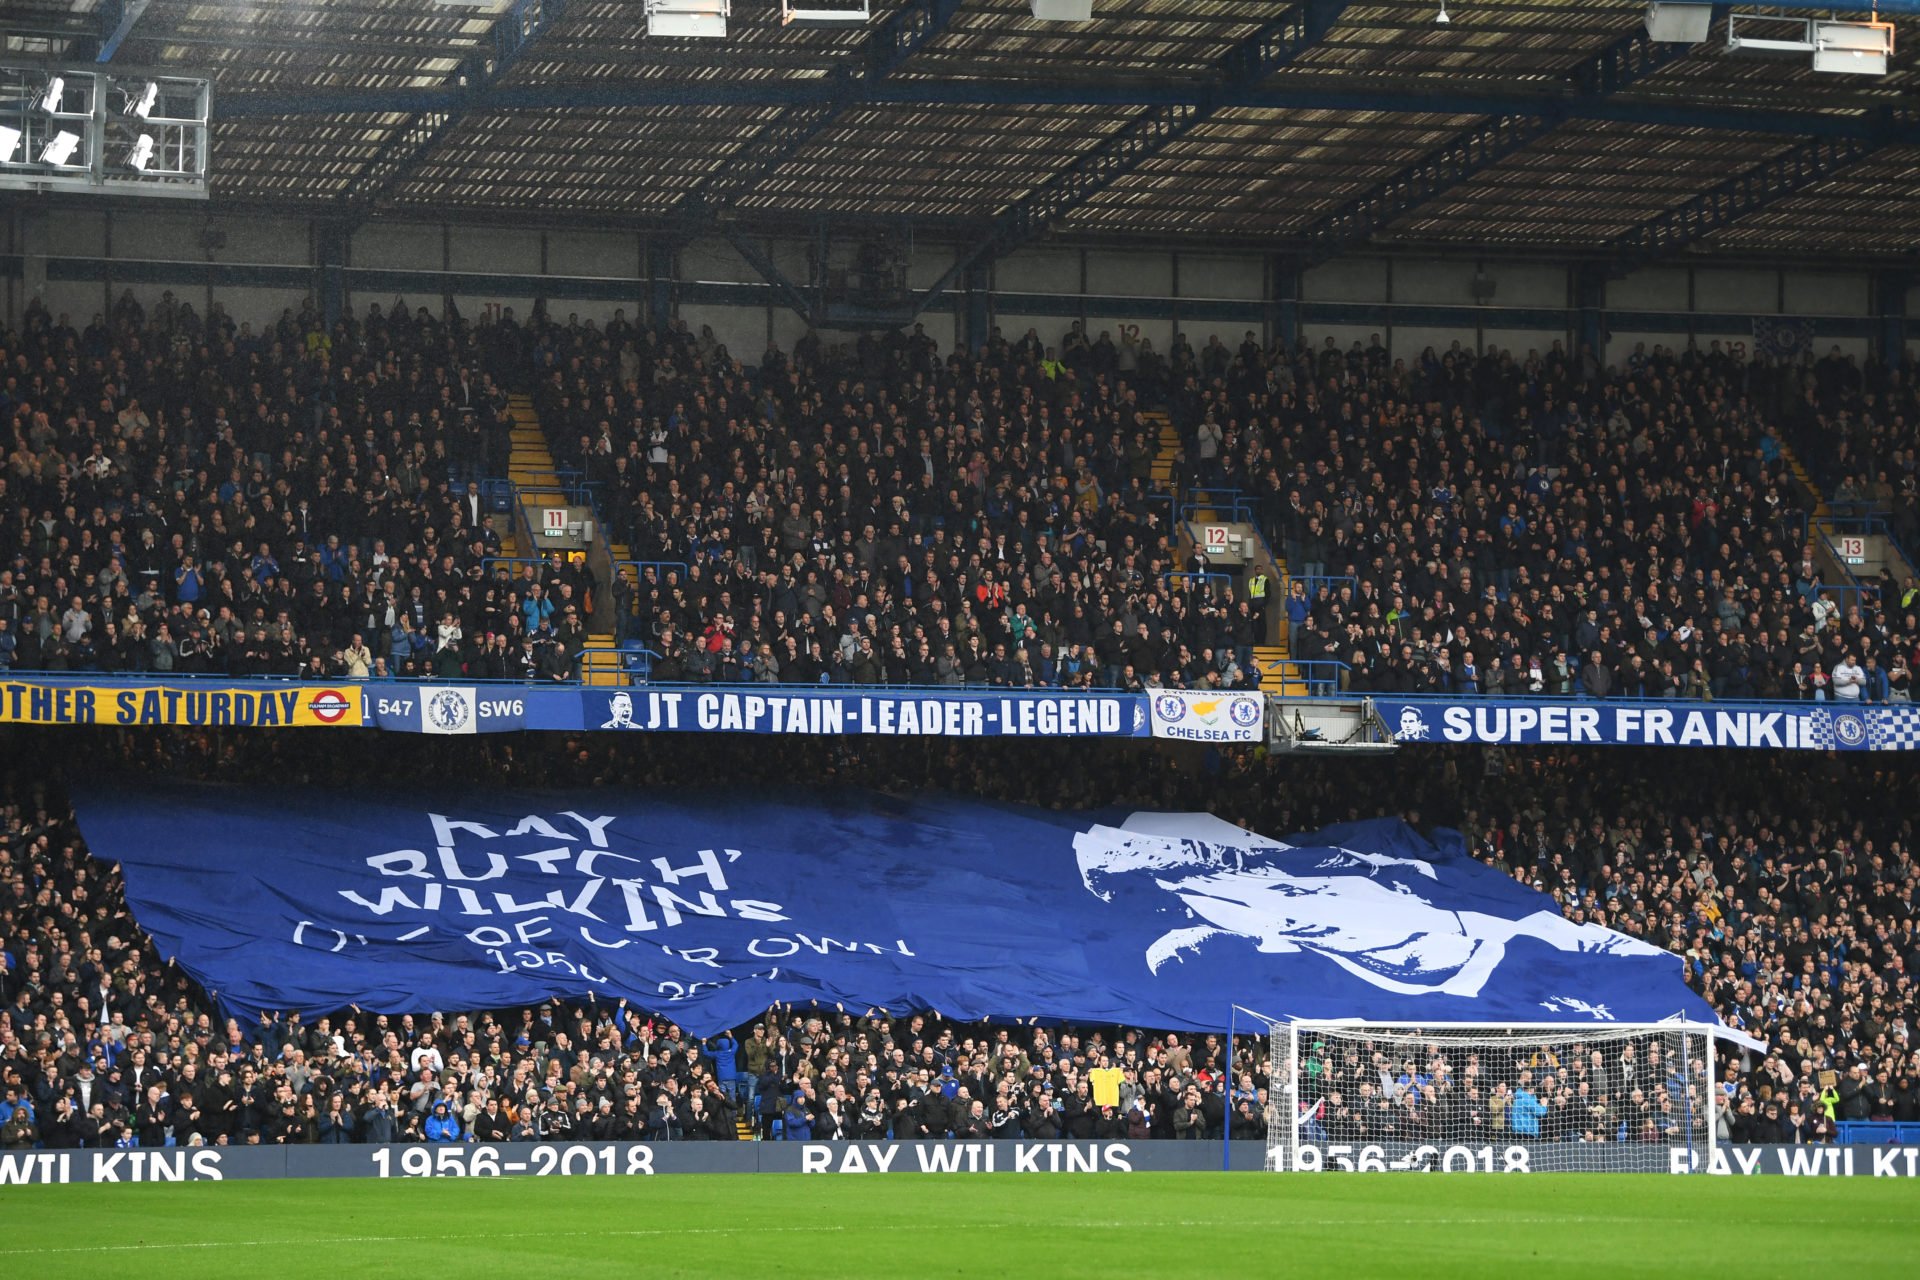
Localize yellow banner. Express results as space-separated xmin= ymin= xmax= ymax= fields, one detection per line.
xmin=0 ymin=683 xmax=362 ymax=728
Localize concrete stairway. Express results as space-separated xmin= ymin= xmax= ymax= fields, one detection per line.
xmin=1145 ymin=409 xmax=1179 ymax=491
xmin=504 ymin=394 xmax=629 ymax=686
xmin=1144 ymin=407 xmax=1310 ymax=694
xmin=1780 ymin=442 xmax=1832 ymax=524
xmin=1778 ymin=439 xmax=1858 ymax=587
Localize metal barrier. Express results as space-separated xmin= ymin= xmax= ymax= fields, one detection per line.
xmin=1283 ymin=574 xmax=1358 ymax=600
xmin=1827 ymin=511 xmax=1920 ymax=583
xmin=1837 ymin=1121 xmax=1920 ymax=1144
xmin=615 ymin=560 xmax=692 ymax=585
xmin=481 ymin=556 xmax=568 ymax=581
xmin=1179 ymin=487 xmax=1259 ymax=527
xmin=9 ymin=665 xmax=1913 ymax=706
xmin=579 ymin=645 xmax=659 ymax=682
xmin=1815 ymin=525 xmax=1874 ymax=602
xmin=513 ymin=473 xmax=605 ymax=552
xmin=1263 ymin=658 xmax=1351 ymax=695
xmin=1823 ymin=500 xmax=1887 ymax=521
xmin=510 ymin=468 xmax=602 ymax=503
xmin=479 ymin=478 xmax=516 ymax=513
xmin=1164 ymin=571 xmax=1234 ymax=595
xmin=1806 ymin=580 xmax=1879 ymax=611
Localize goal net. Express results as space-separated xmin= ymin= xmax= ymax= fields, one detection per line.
xmin=1249 ymin=1017 xmax=1718 ymax=1173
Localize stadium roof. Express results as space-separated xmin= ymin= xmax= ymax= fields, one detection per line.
xmin=9 ymin=0 xmax=1920 ymax=262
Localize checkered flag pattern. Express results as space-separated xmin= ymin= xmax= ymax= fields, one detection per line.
xmin=1803 ymin=710 xmax=1836 ymax=750
xmin=1869 ymin=705 xmax=1920 ymax=750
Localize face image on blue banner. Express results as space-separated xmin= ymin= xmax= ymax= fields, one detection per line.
xmin=74 ymin=788 xmax=1728 ymax=1037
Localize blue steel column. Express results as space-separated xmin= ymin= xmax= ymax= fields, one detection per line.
xmin=646 ymin=239 xmax=675 ymax=332
xmin=962 ymin=261 xmax=991 ymax=355
xmin=1575 ymin=264 xmax=1609 ymax=369
xmin=1269 ymin=258 xmax=1301 ymax=351
xmin=317 ymin=222 xmax=347 ymax=329
xmin=1873 ymin=270 xmax=1910 ymax=366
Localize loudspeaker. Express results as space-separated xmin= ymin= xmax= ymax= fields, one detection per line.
xmin=1030 ymin=0 xmax=1094 ymax=21
xmin=1644 ymin=3 xmax=1712 ymax=43
xmin=1813 ymin=21 xmax=1892 ymax=75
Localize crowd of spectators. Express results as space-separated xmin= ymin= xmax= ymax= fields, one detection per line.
xmin=5 ymin=293 xmax=1918 ymax=697
xmin=1220 ymin=332 xmax=1920 ymax=700
xmin=0 ymin=728 xmax=1916 ymax=1151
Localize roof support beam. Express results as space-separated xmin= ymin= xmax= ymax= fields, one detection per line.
xmin=222 ymin=83 xmax=1913 ymax=147
xmin=339 ymin=0 xmax=568 ymax=221
xmin=1293 ymin=19 xmax=1720 ymax=266
xmin=917 ymin=0 xmax=1353 ymax=313
xmin=719 ymin=227 xmax=813 ymax=320
xmin=94 ymin=0 xmax=152 ymax=63
xmin=677 ymin=0 xmax=963 ymax=225
xmin=1608 ymin=129 xmax=1891 ymax=266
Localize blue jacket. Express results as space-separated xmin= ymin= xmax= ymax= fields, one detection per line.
xmin=425 ymin=1107 xmax=463 ymax=1142
xmin=1510 ymin=1088 xmax=1547 ymax=1137
xmin=706 ymin=1035 xmax=739 ymax=1082
xmin=783 ymin=1102 xmax=813 ymax=1141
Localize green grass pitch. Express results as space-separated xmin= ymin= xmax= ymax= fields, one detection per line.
xmin=3 ymin=1173 xmax=1914 ymax=1277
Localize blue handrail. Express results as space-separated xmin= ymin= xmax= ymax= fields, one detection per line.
xmin=1179 ymin=487 xmax=1260 ymax=526
xmin=478 ymin=478 xmax=516 ymax=513
xmin=1826 ymin=512 xmax=1920 ymax=585
xmin=579 ymin=645 xmax=659 ymax=680
xmin=1815 ymin=525 xmax=1868 ymax=595
xmin=1284 ymin=574 xmax=1358 ymax=599
xmin=1262 ymin=658 xmax=1351 ymax=695
xmin=1165 ymin=571 xmax=1233 ymax=594
xmin=481 ymin=557 xmax=571 ymax=580
xmin=616 ymin=560 xmax=692 ymax=583
xmin=2 ymin=669 xmax=1909 ymax=710
xmin=1373 ymin=691 xmax=1900 ymax=708
xmin=1836 ymin=1121 xmax=1920 ymax=1144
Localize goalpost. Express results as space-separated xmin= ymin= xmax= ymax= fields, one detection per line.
xmin=1232 ymin=1010 xmax=1721 ymax=1174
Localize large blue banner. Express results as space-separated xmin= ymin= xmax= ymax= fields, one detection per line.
xmin=578 ymin=688 xmax=1146 ymax=737
xmin=76 ymin=787 xmax=1725 ymax=1036
xmin=1378 ymin=698 xmax=1920 ymax=751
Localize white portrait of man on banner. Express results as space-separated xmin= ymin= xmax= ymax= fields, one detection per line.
xmin=1072 ymin=814 xmax=1664 ymax=998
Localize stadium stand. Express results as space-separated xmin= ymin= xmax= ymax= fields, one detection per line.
xmin=1 ymin=732 xmax=1914 ymax=1148
xmin=5 ymin=299 xmax=1918 ymax=701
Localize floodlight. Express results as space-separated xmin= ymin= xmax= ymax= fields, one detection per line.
xmin=1435 ymin=0 xmax=1450 ymax=22
xmin=646 ymin=0 xmax=728 ymax=37
xmin=126 ymin=80 xmax=158 ymax=119
xmin=1727 ymin=14 xmax=1813 ymax=53
xmin=1030 ymin=0 xmax=1093 ymax=19
xmin=0 ymin=125 xmax=20 ymax=163
xmin=37 ymin=75 xmax=65 ymax=112
xmin=1644 ymin=3 xmax=1712 ymax=43
xmin=1812 ymin=20 xmax=1892 ymax=75
xmin=782 ymin=0 xmax=869 ymax=23
xmin=127 ymin=133 xmax=155 ymax=171
xmin=42 ymin=130 xmax=82 ymax=166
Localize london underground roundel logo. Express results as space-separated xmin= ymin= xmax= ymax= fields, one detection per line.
xmin=309 ymin=690 xmax=353 ymax=724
